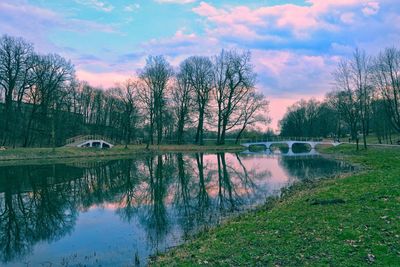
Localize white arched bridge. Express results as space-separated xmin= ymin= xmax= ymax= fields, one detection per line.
xmin=241 ymin=140 xmax=340 ymax=150
xmin=65 ymin=135 xmax=114 ymax=149
xmin=241 ymin=148 xmax=320 ymax=157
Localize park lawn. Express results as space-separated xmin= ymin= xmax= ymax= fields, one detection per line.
xmin=0 ymin=144 xmax=243 ymax=164
xmin=365 ymin=133 xmax=400 ymax=145
xmin=151 ymin=145 xmax=400 ymax=266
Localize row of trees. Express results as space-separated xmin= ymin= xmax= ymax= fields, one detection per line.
xmin=280 ymin=47 xmax=400 ymax=148
xmin=138 ymin=51 xmax=269 ymax=146
xmin=0 ymin=35 xmax=269 ymax=147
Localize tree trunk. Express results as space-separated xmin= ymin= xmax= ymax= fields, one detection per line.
xmin=177 ymin=117 xmax=184 ymax=145
xmin=196 ymin=109 xmax=204 ymax=145
xmin=220 ymin=115 xmax=229 ymax=145
xmin=235 ymin=124 xmax=247 ymax=144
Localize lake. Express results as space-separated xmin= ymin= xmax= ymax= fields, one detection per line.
xmin=0 ymin=151 xmax=354 ymax=266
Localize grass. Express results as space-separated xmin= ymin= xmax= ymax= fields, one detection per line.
xmin=151 ymin=144 xmax=400 ymax=266
xmin=365 ymin=133 xmax=400 ymax=144
xmin=0 ymin=144 xmax=243 ymax=164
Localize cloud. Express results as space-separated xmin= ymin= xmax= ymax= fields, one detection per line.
xmin=251 ymin=49 xmax=340 ymax=130
xmin=141 ymin=29 xmax=219 ymax=58
xmin=0 ymin=1 xmax=116 ymax=33
xmin=330 ymin=43 xmax=353 ymax=55
xmin=362 ymin=2 xmax=380 ymax=16
xmin=252 ymin=49 xmax=339 ymax=97
xmin=0 ymin=0 xmax=117 ymax=53
xmin=192 ymin=1 xmax=381 ymax=40
xmin=340 ymin=12 xmax=355 ymax=24
xmin=155 ymin=0 xmax=196 ymax=4
xmin=74 ymin=0 xmax=114 ymax=12
xmin=124 ymin=3 xmax=140 ymax=12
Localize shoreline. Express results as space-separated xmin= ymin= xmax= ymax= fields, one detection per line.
xmin=2 ymin=143 xmax=397 ymax=166
xmin=151 ymin=145 xmax=400 ymax=266
xmin=0 ymin=144 xmax=244 ymax=165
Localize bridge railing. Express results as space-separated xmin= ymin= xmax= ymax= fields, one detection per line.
xmin=66 ymin=135 xmax=146 ymax=146
xmin=239 ymin=137 xmax=325 ymax=144
xmin=66 ymin=135 xmax=114 ymax=145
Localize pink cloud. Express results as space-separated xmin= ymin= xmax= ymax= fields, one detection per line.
xmin=253 ymin=50 xmax=337 ymax=83
xmin=362 ymin=2 xmax=380 ymax=16
xmin=192 ymin=0 xmax=379 ymax=39
xmin=156 ymin=0 xmax=196 ymax=4
xmin=308 ymin=0 xmax=365 ymax=12
xmin=142 ymin=29 xmax=220 ymax=58
xmin=253 ymin=51 xmax=292 ymax=76
xmin=193 ymin=3 xmax=266 ymax=26
xmin=340 ymin=12 xmax=356 ymax=24
xmin=0 ymin=0 xmax=117 ymax=54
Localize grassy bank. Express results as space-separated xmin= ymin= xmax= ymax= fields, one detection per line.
xmin=152 ymin=145 xmax=400 ymax=266
xmin=0 ymin=144 xmax=243 ymax=164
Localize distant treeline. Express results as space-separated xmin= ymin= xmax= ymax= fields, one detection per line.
xmin=280 ymin=48 xmax=400 ymax=147
xmin=0 ymin=35 xmax=269 ymax=148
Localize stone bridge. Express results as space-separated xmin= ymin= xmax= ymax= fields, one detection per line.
xmin=65 ymin=135 xmax=114 ymax=148
xmin=241 ymin=140 xmax=340 ymax=150
xmin=241 ymin=148 xmax=320 ymax=157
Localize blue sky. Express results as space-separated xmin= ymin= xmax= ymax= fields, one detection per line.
xmin=0 ymin=0 xmax=398 ymax=128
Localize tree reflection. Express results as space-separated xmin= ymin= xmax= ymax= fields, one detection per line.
xmin=279 ymin=156 xmax=352 ymax=180
xmin=195 ymin=153 xmax=210 ymax=225
xmin=0 ymin=165 xmax=80 ymax=263
xmin=115 ymin=159 xmax=141 ymax=222
xmin=236 ymin=154 xmax=262 ymax=195
xmin=217 ymin=153 xmax=236 ymax=211
xmin=0 ymin=152 xmax=265 ymax=264
xmin=173 ymin=153 xmax=195 ymax=238
xmin=137 ymin=155 xmax=170 ymax=251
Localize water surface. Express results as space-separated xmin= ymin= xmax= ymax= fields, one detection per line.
xmin=0 ymin=151 xmax=354 ymax=266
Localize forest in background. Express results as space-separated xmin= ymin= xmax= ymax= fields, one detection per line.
xmin=0 ymin=35 xmax=269 ymax=148
xmin=280 ymin=47 xmax=400 ymax=148
xmin=2 ymin=34 xmax=399 ymax=149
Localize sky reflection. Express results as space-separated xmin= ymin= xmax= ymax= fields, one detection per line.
xmin=0 ymin=152 xmax=354 ymax=266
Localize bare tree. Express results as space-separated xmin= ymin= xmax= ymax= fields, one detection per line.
xmin=136 ymin=78 xmax=154 ymax=146
xmin=139 ymin=56 xmax=173 ymax=145
xmin=171 ymin=60 xmax=194 ymax=144
xmin=234 ymin=91 xmax=269 ymax=143
xmin=0 ymin=35 xmax=34 ymax=145
xmin=213 ymin=50 xmax=256 ymax=144
xmin=372 ymin=47 xmax=400 ymax=132
xmin=185 ymin=56 xmax=213 ymax=145
xmin=351 ymin=48 xmax=373 ymax=149
xmin=30 ymin=53 xmax=75 ymax=149
xmin=331 ymin=49 xmax=373 ymax=149
xmin=332 ymin=60 xmax=360 ymax=143
xmin=371 ymin=99 xmax=394 ymax=144
xmin=116 ymin=79 xmax=139 ymax=148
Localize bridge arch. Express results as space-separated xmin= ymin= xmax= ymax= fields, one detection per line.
xmin=247 ymin=143 xmax=269 ymax=151
xmin=269 ymin=142 xmax=290 ymax=153
xmin=291 ymin=142 xmax=313 ymax=152
xmin=241 ymin=140 xmax=340 ymax=151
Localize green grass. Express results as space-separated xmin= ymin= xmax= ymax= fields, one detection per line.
xmin=151 ymin=145 xmax=400 ymax=266
xmin=0 ymin=144 xmax=243 ymax=164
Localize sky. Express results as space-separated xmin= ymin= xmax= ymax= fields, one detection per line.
xmin=0 ymin=0 xmax=399 ymax=130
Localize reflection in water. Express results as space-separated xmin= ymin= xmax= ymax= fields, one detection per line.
xmin=0 ymin=153 xmax=354 ymax=266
